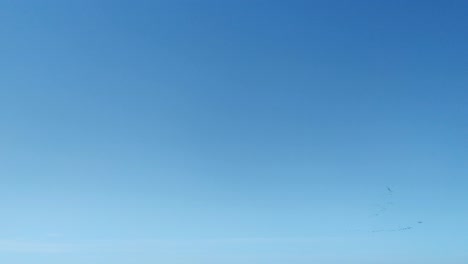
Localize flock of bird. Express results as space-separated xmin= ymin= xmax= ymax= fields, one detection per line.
xmin=369 ymin=186 xmax=423 ymax=233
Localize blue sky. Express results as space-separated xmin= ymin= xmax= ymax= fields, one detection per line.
xmin=0 ymin=1 xmax=467 ymax=263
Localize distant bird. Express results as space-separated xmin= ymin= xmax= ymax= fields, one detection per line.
xmin=386 ymin=186 xmax=393 ymax=193
xmin=417 ymin=221 xmax=423 ymax=224
xmin=398 ymin=226 xmax=413 ymax=231
xmin=372 ymin=226 xmax=413 ymax=233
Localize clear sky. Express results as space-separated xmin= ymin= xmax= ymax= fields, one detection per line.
xmin=0 ymin=1 xmax=467 ymax=263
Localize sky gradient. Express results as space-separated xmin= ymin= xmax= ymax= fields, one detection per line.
xmin=0 ymin=1 xmax=467 ymax=263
